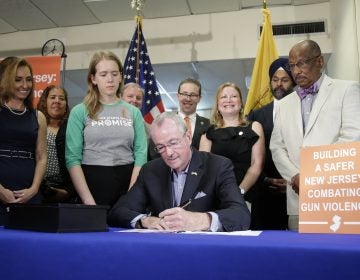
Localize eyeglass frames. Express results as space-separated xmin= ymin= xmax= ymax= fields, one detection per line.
xmin=153 ymin=133 xmax=186 ymax=154
xmin=178 ymin=92 xmax=200 ymax=99
xmin=287 ymin=55 xmax=321 ymax=71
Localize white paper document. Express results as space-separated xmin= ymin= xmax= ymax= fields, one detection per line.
xmin=179 ymin=230 xmax=262 ymax=236
xmin=116 ymin=229 xmax=262 ymax=236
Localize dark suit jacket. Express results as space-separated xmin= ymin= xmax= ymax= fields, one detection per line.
xmin=248 ymin=102 xmax=280 ymax=179
xmin=191 ymin=114 xmax=210 ymax=149
xmin=148 ymin=114 xmax=210 ymax=160
xmin=108 ymin=150 xmax=250 ymax=231
xmin=247 ymin=102 xmax=287 ymax=229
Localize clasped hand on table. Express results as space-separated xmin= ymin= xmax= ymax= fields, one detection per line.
xmin=140 ymin=207 xmax=211 ymax=232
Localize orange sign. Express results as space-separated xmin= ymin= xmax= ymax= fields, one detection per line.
xmin=299 ymin=142 xmax=360 ymax=234
xmin=26 ymin=56 xmax=61 ymax=107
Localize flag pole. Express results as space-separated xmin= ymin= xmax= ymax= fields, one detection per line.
xmin=243 ymin=2 xmax=279 ymax=116
xmin=135 ymin=16 xmax=141 ymax=83
xmin=131 ymin=0 xmax=145 ymax=84
xmin=125 ymin=0 xmax=165 ymax=122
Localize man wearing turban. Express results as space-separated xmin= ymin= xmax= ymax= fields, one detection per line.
xmin=247 ymin=57 xmax=295 ymax=230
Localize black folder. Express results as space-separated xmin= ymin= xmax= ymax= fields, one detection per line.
xmin=5 ymin=203 xmax=109 ymax=233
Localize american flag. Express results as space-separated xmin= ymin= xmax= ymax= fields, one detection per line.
xmin=123 ymin=18 xmax=165 ymax=124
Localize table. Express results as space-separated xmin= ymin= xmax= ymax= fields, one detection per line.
xmin=0 ymin=227 xmax=359 ymax=280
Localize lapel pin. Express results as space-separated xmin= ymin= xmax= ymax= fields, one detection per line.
xmin=191 ymin=172 xmax=198 ymax=176
xmin=239 ymin=131 xmax=243 ymax=136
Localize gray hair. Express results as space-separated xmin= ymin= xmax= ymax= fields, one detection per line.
xmin=122 ymin=82 xmax=144 ymax=96
xmin=150 ymin=112 xmax=187 ymax=137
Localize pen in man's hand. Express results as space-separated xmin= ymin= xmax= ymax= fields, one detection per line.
xmin=159 ymin=199 xmax=192 ymax=222
xmin=179 ymin=199 xmax=192 ymax=209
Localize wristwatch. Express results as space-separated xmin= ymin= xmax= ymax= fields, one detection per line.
xmin=136 ymin=218 xmax=146 ymax=229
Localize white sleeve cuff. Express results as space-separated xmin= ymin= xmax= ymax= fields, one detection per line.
xmin=208 ymin=212 xmax=223 ymax=232
xmin=130 ymin=214 xmax=147 ymax=228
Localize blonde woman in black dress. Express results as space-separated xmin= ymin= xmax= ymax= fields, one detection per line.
xmin=199 ymin=82 xmax=265 ymax=229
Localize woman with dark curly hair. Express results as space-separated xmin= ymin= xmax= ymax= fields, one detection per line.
xmin=37 ymin=85 xmax=77 ymax=203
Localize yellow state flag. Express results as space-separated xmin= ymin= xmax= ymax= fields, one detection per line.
xmin=244 ymin=7 xmax=279 ymax=116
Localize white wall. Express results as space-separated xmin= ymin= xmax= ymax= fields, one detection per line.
xmin=327 ymin=0 xmax=360 ymax=81
xmin=358 ymin=0 xmax=360 ymax=80
xmin=0 ymin=3 xmax=332 ymax=70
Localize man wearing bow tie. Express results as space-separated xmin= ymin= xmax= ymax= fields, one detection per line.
xmin=108 ymin=112 xmax=250 ymax=232
xmin=270 ymin=40 xmax=360 ymax=230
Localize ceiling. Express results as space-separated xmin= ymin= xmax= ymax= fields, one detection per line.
xmin=0 ymin=0 xmax=330 ymax=111
xmin=0 ymin=0 xmax=329 ymax=34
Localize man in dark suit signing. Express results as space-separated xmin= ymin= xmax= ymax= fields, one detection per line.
xmin=247 ymin=57 xmax=296 ymax=230
xmin=108 ymin=112 xmax=250 ymax=232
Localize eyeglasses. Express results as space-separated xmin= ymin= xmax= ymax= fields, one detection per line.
xmin=287 ymin=55 xmax=320 ymax=71
xmin=178 ymin=92 xmax=200 ymax=99
xmin=153 ymin=134 xmax=185 ymax=154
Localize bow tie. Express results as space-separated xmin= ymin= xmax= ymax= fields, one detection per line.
xmin=297 ymin=84 xmax=318 ymax=99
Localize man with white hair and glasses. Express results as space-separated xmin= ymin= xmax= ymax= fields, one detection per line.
xmin=108 ymin=112 xmax=250 ymax=232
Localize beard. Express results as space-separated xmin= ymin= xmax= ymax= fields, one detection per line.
xmin=271 ymin=86 xmax=293 ymax=100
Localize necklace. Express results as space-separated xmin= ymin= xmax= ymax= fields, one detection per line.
xmin=4 ymin=103 xmax=27 ymax=116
